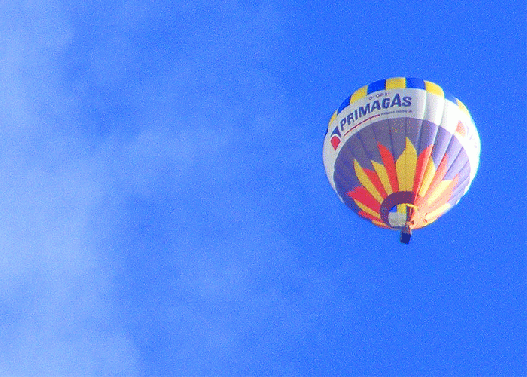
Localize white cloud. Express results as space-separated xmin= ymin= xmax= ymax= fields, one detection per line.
xmin=0 ymin=0 xmax=322 ymax=374
xmin=0 ymin=1 xmax=139 ymax=375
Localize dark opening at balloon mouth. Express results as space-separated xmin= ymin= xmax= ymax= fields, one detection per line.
xmin=380 ymin=191 xmax=415 ymax=229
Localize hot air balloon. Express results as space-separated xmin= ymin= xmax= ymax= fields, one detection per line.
xmin=323 ymin=77 xmax=481 ymax=244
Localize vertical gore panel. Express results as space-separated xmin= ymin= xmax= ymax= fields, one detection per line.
xmin=442 ymin=137 xmax=464 ymax=178
xmin=405 ymin=78 xmax=425 ymax=89
xmin=386 ymin=77 xmax=406 ymax=89
xmin=405 ymin=118 xmax=421 ymax=148
xmin=430 ymin=127 xmax=452 ymax=167
xmin=445 ymin=149 xmax=470 ymax=181
xmin=371 ymin=119 xmax=393 ymax=152
xmin=417 ymin=122 xmax=439 ymax=156
xmin=424 ymin=81 xmax=444 ymax=97
xmin=449 ymin=169 xmax=470 ymax=205
xmin=368 ymin=79 xmax=386 ymax=94
xmin=338 ymin=95 xmax=351 ymax=113
xmin=345 ymin=136 xmax=374 ymax=171
xmin=356 ymin=125 xmax=382 ymax=165
xmin=388 ymin=118 xmax=407 ymax=160
xmin=350 ymin=86 xmax=367 ymax=104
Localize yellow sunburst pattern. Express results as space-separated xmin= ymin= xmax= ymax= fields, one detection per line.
xmin=340 ymin=130 xmax=469 ymax=230
xmin=324 ymin=77 xmax=480 ymax=240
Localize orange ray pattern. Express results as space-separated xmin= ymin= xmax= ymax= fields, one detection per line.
xmin=346 ymin=139 xmax=460 ymax=230
xmin=412 ymin=145 xmax=434 ymax=197
xmin=346 ymin=186 xmax=380 ymax=214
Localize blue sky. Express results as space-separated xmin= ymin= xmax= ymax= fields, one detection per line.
xmin=0 ymin=1 xmax=525 ymax=376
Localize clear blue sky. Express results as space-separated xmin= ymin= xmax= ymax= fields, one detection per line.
xmin=1 ymin=1 xmax=525 ymax=376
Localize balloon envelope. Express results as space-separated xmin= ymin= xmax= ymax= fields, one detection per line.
xmin=323 ymin=77 xmax=480 ymax=239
